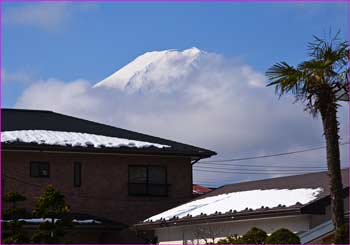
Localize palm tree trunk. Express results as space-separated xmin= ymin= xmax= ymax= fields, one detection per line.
xmin=319 ymin=95 xmax=344 ymax=230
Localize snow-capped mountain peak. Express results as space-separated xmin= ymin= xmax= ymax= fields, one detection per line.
xmin=93 ymin=47 xmax=206 ymax=92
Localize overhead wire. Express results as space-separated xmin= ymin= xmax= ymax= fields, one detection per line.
xmin=193 ymin=168 xmax=322 ymax=175
xmin=198 ymin=142 xmax=349 ymax=163
xmin=193 ymin=165 xmax=327 ymax=172
xmin=195 ymin=162 xmax=328 ymax=168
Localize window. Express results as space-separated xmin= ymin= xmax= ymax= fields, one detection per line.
xmin=30 ymin=162 xmax=49 ymax=177
xmin=74 ymin=162 xmax=81 ymax=187
xmin=128 ymin=166 xmax=168 ymax=196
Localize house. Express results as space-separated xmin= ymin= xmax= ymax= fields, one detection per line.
xmin=135 ymin=169 xmax=349 ymax=244
xmin=1 ymin=108 xmax=216 ymax=243
xmin=193 ymin=184 xmax=212 ymax=197
xmin=299 ymin=211 xmax=349 ymax=244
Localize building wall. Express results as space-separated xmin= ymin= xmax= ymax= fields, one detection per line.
xmin=153 ymin=198 xmax=350 ymax=244
xmin=154 ymin=215 xmax=311 ymax=244
xmin=309 ymin=198 xmax=349 ymax=229
xmin=2 ymin=150 xmax=193 ymax=225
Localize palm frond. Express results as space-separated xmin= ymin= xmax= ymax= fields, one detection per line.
xmin=266 ymin=62 xmax=303 ymax=97
xmin=266 ymin=31 xmax=349 ymax=116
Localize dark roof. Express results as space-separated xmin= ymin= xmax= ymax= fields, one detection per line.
xmin=136 ymin=169 xmax=349 ymax=229
xmin=1 ymin=108 xmax=216 ymax=159
xmin=201 ymin=168 xmax=349 ymax=200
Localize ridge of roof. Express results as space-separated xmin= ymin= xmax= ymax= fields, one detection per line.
xmin=136 ymin=169 xmax=349 ymax=228
xmin=2 ymin=108 xmax=53 ymax=113
xmin=200 ymin=168 xmax=349 ymax=199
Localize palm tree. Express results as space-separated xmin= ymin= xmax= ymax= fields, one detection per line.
xmin=266 ymin=33 xmax=349 ymax=241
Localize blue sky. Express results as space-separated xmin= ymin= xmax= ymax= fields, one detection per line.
xmin=3 ymin=2 xmax=348 ymax=106
xmin=2 ymin=2 xmax=349 ymax=185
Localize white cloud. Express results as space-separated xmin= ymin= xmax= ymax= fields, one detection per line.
xmin=14 ymin=49 xmax=349 ymax=186
xmin=16 ymin=79 xmax=101 ymax=117
xmin=3 ymin=3 xmax=97 ymax=31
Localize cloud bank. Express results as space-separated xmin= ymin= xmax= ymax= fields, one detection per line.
xmin=14 ymin=48 xmax=349 ymax=185
xmin=3 ymin=2 xmax=97 ymax=31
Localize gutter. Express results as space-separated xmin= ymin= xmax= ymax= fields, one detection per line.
xmin=2 ymin=144 xmax=216 ymax=160
xmin=191 ymin=159 xmax=200 ymax=165
xmin=134 ymin=208 xmax=302 ymax=230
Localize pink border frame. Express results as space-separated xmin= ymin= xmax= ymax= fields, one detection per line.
xmin=0 ymin=1 xmax=349 ymax=244
xmin=0 ymin=0 xmax=350 ymax=2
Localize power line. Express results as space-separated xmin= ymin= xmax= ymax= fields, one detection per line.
xmin=193 ymin=168 xmax=321 ymax=175
xmin=193 ymin=166 xmax=327 ymax=172
xmin=195 ymin=162 xmax=328 ymax=168
xmin=199 ymin=142 xmax=349 ymax=163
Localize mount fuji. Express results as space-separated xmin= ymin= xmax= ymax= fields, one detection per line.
xmin=93 ymin=47 xmax=212 ymax=92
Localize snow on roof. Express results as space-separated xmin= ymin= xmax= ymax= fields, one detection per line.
xmin=2 ymin=218 xmax=101 ymax=224
xmin=145 ymin=188 xmax=323 ymax=222
xmin=1 ymin=130 xmax=169 ymax=149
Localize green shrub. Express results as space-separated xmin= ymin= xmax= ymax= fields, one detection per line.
xmin=218 ymin=227 xmax=300 ymax=244
xmin=3 ymin=234 xmax=29 ymax=244
xmin=2 ymin=220 xmax=30 ymax=243
xmin=3 ymin=192 xmax=26 ymax=204
xmin=217 ymin=234 xmax=243 ymax=244
xmin=31 ymin=185 xmax=72 ymax=244
xmin=217 ymin=227 xmax=267 ymax=244
xmin=265 ymin=228 xmax=300 ymax=244
xmin=241 ymin=227 xmax=267 ymax=244
xmin=2 ymin=192 xmax=29 ymax=243
xmin=32 ymin=185 xmax=70 ymax=218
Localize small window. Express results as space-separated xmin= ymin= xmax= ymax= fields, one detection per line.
xmin=128 ymin=166 xmax=167 ymax=196
xmin=30 ymin=162 xmax=49 ymax=177
xmin=74 ymin=162 xmax=81 ymax=187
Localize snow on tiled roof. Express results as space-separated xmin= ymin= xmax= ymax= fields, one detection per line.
xmin=1 ymin=130 xmax=169 ymax=149
xmin=2 ymin=218 xmax=101 ymax=224
xmin=145 ymin=188 xmax=323 ymax=222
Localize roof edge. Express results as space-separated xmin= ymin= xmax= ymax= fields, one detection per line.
xmin=2 ymin=108 xmax=217 ymax=157
xmin=134 ymin=208 xmax=301 ymax=230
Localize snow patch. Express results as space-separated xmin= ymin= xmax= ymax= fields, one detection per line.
xmin=1 ymin=130 xmax=169 ymax=149
xmin=72 ymin=219 xmax=102 ymax=224
xmin=146 ymin=188 xmax=323 ymax=221
xmin=2 ymin=218 xmax=101 ymax=224
xmin=20 ymin=218 xmax=58 ymax=223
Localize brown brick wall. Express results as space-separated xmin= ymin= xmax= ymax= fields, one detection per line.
xmin=2 ymin=150 xmax=193 ymax=225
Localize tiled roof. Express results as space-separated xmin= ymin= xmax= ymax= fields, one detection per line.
xmin=2 ymin=108 xmax=216 ymax=158
xmin=136 ymin=169 xmax=349 ymax=228
xmin=200 ymin=168 xmax=349 ymax=200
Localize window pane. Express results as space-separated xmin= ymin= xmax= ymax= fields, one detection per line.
xmin=30 ymin=162 xmax=49 ymax=177
xmin=40 ymin=164 xmax=49 ymax=177
xmin=148 ymin=167 xmax=166 ymax=184
xmin=30 ymin=163 xmax=39 ymax=177
xmin=148 ymin=184 xmax=168 ymax=196
xmin=74 ymin=162 xmax=81 ymax=187
xmin=128 ymin=183 xmax=147 ymax=196
xmin=129 ymin=167 xmax=147 ymax=183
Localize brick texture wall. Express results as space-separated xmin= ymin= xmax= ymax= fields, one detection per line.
xmin=2 ymin=150 xmax=193 ymax=225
